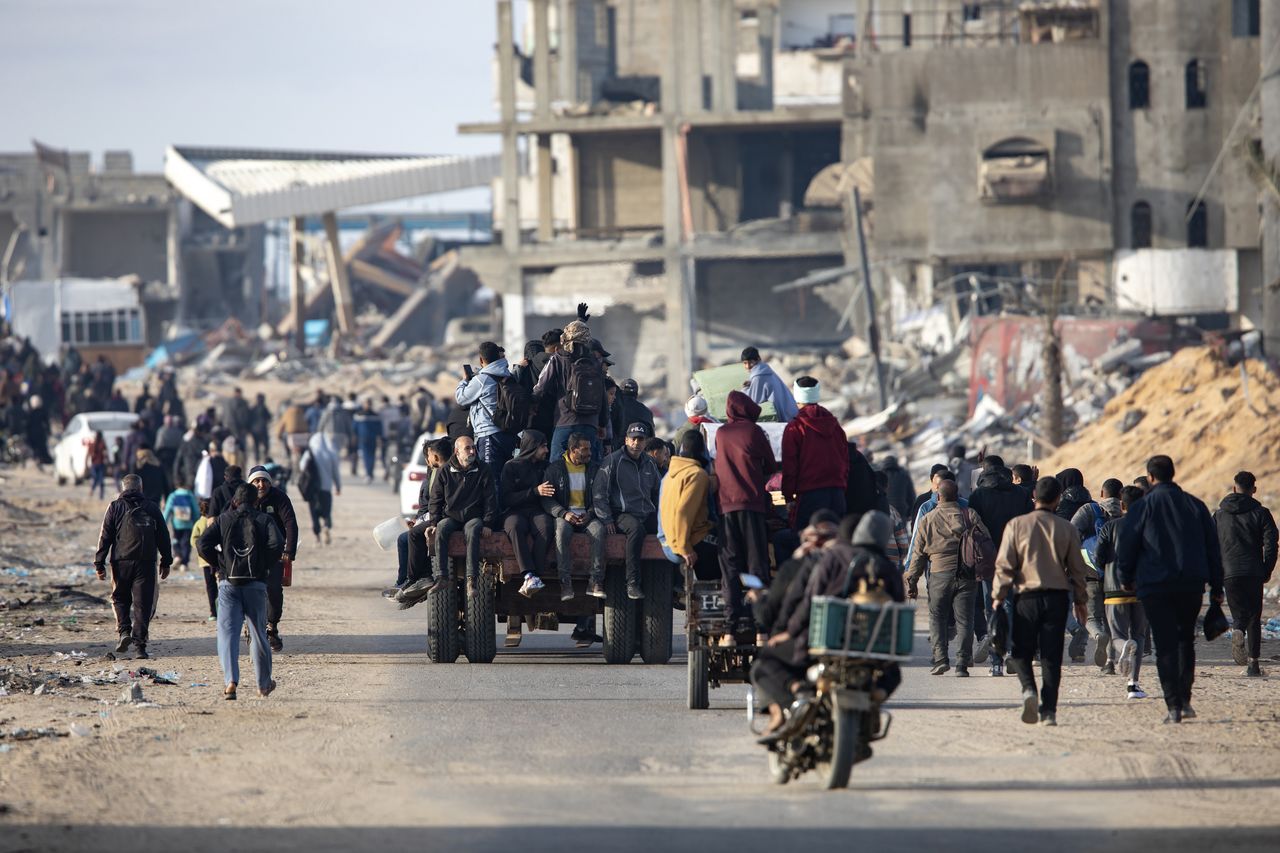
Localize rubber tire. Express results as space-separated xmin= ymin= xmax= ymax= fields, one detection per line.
xmin=602 ymin=566 xmax=637 ymax=664
xmin=639 ymin=560 xmax=674 ymax=664
xmin=426 ymin=581 xmax=460 ymax=664
xmin=687 ymin=648 xmax=709 ymax=710
xmin=464 ymin=569 xmax=497 ymax=664
xmin=819 ymin=708 xmax=862 ymax=790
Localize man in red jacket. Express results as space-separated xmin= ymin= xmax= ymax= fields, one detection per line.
xmin=713 ymin=391 xmax=778 ymax=636
xmin=782 ymin=376 xmax=850 ymax=529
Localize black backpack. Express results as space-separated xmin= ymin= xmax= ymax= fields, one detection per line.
xmin=566 ymin=353 xmax=603 ymax=417
xmin=224 ymin=511 xmax=262 ymax=582
xmin=490 ymin=374 xmax=531 ymax=432
xmin=297 ymin=451 xmax=319 ymax=503
xmin=115 ymin=501 xmax=157 ymax=562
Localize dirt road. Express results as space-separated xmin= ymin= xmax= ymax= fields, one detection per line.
xmin=2 ymin=463 xmax=1279 ymax=853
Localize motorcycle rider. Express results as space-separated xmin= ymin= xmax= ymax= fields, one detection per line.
xmin=754 ymin=511 xmax=904 ymax=742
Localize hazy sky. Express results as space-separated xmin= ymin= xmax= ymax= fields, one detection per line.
xmin=0 ymin=0 xmax=503 ymax=171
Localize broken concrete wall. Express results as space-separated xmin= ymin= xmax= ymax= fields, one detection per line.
xmin=576 ymin=131 xmax=663 ymax=233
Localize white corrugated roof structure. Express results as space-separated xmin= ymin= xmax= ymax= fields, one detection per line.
xmin=164 ymin=146 xmax=501 ymax=228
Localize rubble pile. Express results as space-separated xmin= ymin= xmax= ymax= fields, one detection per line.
xmin=1037 ymin=347 xmax=1280 ymax=501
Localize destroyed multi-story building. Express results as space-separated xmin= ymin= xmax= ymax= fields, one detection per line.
xmin=461 ymin=0 xmax=1267 ymax=398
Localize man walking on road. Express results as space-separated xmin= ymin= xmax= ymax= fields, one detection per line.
xmin=1214 ymin=471 xmax=1277 ymax=678
xmin=907 ymin=479 xmax=992 ymax=677
xmin=94 ymin=473 xmax=173 ymax=660
xmin=992 ymin=477 xmax=1090 ymax=727
xmin=299 ymin=433 xmax=341 ymax=546
xmin=1116 ymin=455 xmax=1224 ymax=723
xmin=248 ymin=465 xmax=299 ymax=652
xmin=197 ymin=483 xmax=282 ymax=700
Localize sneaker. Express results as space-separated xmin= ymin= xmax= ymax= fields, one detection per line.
xmin=1117 ymin=639 xmax=1137 ymax=679
xmin=323 ymin=528 xmax=332 ymax=546
xmin=560 ymin=581 xmax=575 ymax=602
xmin=397 ymin=577 xmax=435 ymax=601
xmin=1245 ymin=659 xmax=1264 ymax=678
xmin=207 ymin=615 xmax=217 ymax=623
xmin=259 ymin=679 xmax=277 ymax=698
xmin=1100 ymin=662 xmax=1116 ymax=676
xmin=1094 ymin=637 xmax=1109 ymax=668
xmin=1232 ymin=629 xmax=1248 ymax=666
xmin=381 ymin=586 xmax=403 ymax=599
xmin=1126 ymin=683 xmax=1147 ymax=699
xmin=1021 ymin=688 xmax=1039 ymax=724
xmin=974 ymin=635 xmax=992 ymax=664
xmin=115 ymin=634 xmax=132 ymax=654
xmin=930 ymin=662 xmax=950 ymax=676
xmin=627 ymin=581 xmax=644 ymax=600
xmin=990 ymin=659 xmax=1004 ymax=677
xmin=426 ymin=577 xmax=451 ymax=596
xmin=1038 ymin=713 xmax=1057 ymax=727
xmin=268 ymin=629 xmax=283 ymax=652
xmin=955 ymin=665 xmax=970 ymax=678
xmin=587 ymin=581 xmax=606 ymax=599
xmin=518 ymin=574 xmax=545 ymax=598
xmin=1181 ymin=704 xmax=1196 ymax=720
xmin=133 ymin=645 xmax=149 ymax=660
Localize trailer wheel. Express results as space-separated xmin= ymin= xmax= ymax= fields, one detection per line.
xmin=464 ymin=569 xmax=497 ymax=664
xmin=426 ymin=580 xmax=460 ymax=664
xmin=687 ymin=647 xmax=709 ymax=709
xmin=602 ymin=566 xmax=636 ymax=664
xmin=639 ymin=559 xmax=673 ymax=664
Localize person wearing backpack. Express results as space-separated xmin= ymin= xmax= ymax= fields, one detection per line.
xmin=532 ymin=320 xmax=609 ymax=463
xmin=1071 ymin=477 xmax=1124 ymax=672
xmin=456 ymin=341 xmax=521 ymax=501
xmin=247 ymin=465 xmax=299 ymax=652
xmin=93 ymin=473 xmax=173 ymax=659
xmin=163 ymin=485 xmax=200 ymax=571
xmin=906 ymin=479 xmax=993 ymax=677
xmin=197 ymin=483 xmax=283 ymax=700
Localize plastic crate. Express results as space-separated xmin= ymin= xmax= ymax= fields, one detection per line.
xmin=807 ymin=596 xmax=915 ymax=660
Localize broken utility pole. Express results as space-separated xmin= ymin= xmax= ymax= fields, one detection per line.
xmin=1041 ymin=257 xmax=1069 ymax=448
xmin=853 ymin=186 xmax=887 ymax=410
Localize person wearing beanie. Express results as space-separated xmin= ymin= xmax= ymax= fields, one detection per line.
xmin=673 ymin=395 xmax=719 ymax=452
xmin=781 ymin=376 xmax=849 ymax=529
xmin=740 ymin=346 xmax=798 ymax=423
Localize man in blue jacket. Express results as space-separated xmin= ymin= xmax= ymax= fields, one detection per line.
xmin=456 ymin=342 xmax=517 ymax=496
xmin=1115 ymin=455 xmax=1224 ymax=724
xmin=741 ymin=346 xmax=798 ymax=423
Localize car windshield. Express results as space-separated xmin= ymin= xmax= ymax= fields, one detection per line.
xmin=85 ymin=414 xmax=139 ymax=433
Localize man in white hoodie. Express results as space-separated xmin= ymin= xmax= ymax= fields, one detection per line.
xmin=299 ymin=433 xmax=342 ymax=546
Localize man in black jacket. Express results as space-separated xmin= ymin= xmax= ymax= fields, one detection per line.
xmin=197 ymin=483 xmax=282 ymax=699
xmin=391 ymin=439 xmax=449 ymax=598
xmin=247 ymin=465 xmax=299 ymax=651
xmin=610 ymin=380 xmax=655 ymax=448
xmin=501 ymin=430 xmax=558 ymax=599
xmin=207 ymin=465 xmax=245 ymax=517
xmin=1214 ymin=470 xmax=1278 ymax=677
xmin=93 ymin=474 xmax=173 ymax=659
xmin=968 ymin=457 xmax=1033 ymax=674
xmin=425 ymin=435 xmax=499 ymax=598
xmin=1116 ymin=455 xmax=1225 ymax=723
xmin=593 ymin=423 xmax=662 ymax=601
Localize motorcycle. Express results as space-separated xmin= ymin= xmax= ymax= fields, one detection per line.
xmin=750 ymin=580 xmax=914 ymax=789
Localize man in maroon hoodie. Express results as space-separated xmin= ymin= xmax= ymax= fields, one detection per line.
xmin=714 ymin=390 xmax=779 ymax=635
xmin=781 ymin=376 xmax=850 ymax=529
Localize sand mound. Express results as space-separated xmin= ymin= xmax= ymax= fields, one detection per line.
xmin=1036 ymin=346 xmax=1280 ymax=504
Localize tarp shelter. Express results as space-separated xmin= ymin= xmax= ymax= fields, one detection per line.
xmin=144 ymin=332 xmax=205 ymax=369
xmin=692 ymin=364 xmax=778 ymax=423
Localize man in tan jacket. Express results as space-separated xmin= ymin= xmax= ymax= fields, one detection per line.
xmin=907 ymin=479 xmax=991 ymax=677
xmin=993 ymin=476 xmax=1090 ymax=728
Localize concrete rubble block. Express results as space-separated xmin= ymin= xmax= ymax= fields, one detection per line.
xmin=1117 ymin=409 xmax=1145 ymax=434
xmin=1095 ymin=339 xmax=1144 ymax=373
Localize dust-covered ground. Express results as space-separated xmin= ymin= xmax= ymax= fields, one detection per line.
xmin=2 ymin=462 xmax=1279 ymax=853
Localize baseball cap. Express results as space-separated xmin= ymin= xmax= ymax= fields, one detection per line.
xmin=626 ymin=422 xmax=652 ymax=438
xmin=620 ymin=379 xmax=638 ymax=395
xmin=247 ymin=465 xmax=272 ymax=485
xmin=590 ymin=338 xmax=612 ymax=358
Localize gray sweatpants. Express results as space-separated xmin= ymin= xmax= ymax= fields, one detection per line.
xmin=1106 ymin=601 xmax=1148 ymax=684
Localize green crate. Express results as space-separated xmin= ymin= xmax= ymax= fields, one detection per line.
xmin=808 ymin=596 xmax=915 ymax=659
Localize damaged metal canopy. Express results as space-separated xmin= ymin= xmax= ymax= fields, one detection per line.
xmin=164 ymin=145 xmax=501 ymax=228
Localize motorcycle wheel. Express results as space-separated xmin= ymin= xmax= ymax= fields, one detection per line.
xmin=818 ymin=708 xmax=862 ymax=790
xmin=767 ymin=749 xmax=790 ymax=785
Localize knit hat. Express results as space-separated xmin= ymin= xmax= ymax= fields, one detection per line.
xmin=685 ymin=395 xmax=708 ymax=418
xmin=793 ymin=376 xmax=821 ymax=405
xmin=247 ymin=465 xmax=272 ymax=485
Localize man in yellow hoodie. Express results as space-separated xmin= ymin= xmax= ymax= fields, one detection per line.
xmin=659 ymin=431 xmax=717 ymax=578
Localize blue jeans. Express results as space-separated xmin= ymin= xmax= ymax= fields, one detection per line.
xmin=550 ymin=425 xmax=601 ymax=464
xmin=216 ymin=581 xmax=272 ymax=691
xmin=795 ymin=487 xmax=846 ymax=529
xmin=360 ymin=440 xmax=378 ymax=478
xmin=90 ymin=463 xmax=106 ymax=499
xmin=396 ymin=530 xmax=410 ymax=586
xmin=478 ymin=431 xmax=518 ymax=502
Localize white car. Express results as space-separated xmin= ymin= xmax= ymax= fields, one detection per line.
xmin=399 ymin=431 xmax=445 ymax=517
xmin=54 ymin=411 xmax=141 ymax=485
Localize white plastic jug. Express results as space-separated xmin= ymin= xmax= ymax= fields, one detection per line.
xmin=372 ymin=516 xmax=404 ymax=551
